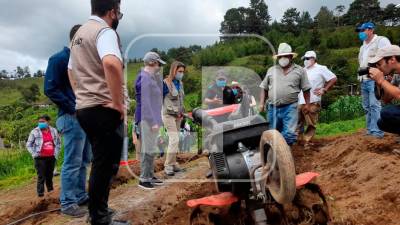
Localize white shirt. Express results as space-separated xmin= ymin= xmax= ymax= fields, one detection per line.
xmin=68 ymin=16 xmax=122 ymax=69
xmin=359 ymin=35 xmax=391 ymax=67
xmin=298 ymin=63 xmax=336 ymax=105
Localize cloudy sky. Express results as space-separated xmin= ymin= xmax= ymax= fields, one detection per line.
xmin=0 ymin=0 xmax=396 ymax=72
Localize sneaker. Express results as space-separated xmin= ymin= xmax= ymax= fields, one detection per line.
xmin=61 ymin=204 xmax=88 ymax=218
xmin=151 ymin=177 xmax=164 ymax=186
xmin=110 ymin=220 xmax=132 ymax=225
xmin=173 ymin=166 xmax=186 ymax=173
xmin=164 ymin=168 xmax=175 ymax=176
xmin=77 ymin=197 xmax=89 ymax=206
xmin=38 ymin=193 xmax=44 ymax=198
xmin=138 ymin=181 xmax=155 ymax=190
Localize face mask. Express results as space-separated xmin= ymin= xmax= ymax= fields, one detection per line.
xmin=304 ymin=59 xmax=313 ymax=68
xmin=216 ymin=80 xmax=227 ymax=88
xmin=278 ymin=57 xmax=290 ymax=68
xmin=38 ymin=122 xmax=48 ymax=129
xmin=175 ymin=73 xmax=184 ymax=81
xmin=232 ymin=89 xmax=238 ymax=96
xmin=359 ymin=32 xmax=368 ymax=41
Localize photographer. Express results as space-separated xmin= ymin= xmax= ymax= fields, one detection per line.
xmin=368 ymin=45 xmax=400 ymax=134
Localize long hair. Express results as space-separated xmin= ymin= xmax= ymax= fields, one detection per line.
xmin=165 ymin=61 xmax=186 ymax=85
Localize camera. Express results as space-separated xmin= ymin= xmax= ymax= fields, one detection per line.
xmin=358 ymin=63 xmax=377 ymax=77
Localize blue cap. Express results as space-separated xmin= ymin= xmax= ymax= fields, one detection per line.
xmin=356 ymin=22 xmax=375 ymax=32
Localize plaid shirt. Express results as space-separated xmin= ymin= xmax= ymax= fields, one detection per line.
xmin=26 ymin=127 xmax=61 ymax=158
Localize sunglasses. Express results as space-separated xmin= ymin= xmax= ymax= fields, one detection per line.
xmin=304 ymin=57 xmax=314 ymax=60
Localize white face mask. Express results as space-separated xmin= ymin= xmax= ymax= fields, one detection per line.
xmin=304 ymin=59 xmax=313 ymax=68
xmin=278 ymin=57 xmax=290 ymax=68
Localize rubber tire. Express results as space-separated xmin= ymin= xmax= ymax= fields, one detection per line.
xmin=259 ymin=129 xmax=296 ymax=204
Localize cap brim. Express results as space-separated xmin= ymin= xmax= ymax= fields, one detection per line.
xmin=157 ymin=59 xmax=167 ymax=65
xmin=368 ymin=55 xmax=383 ymax=64
xmin=273 ymin=53 xmax=298 ymax=59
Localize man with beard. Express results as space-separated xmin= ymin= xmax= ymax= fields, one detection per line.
xmin=68 ymin=0 xmax=130 ymax=224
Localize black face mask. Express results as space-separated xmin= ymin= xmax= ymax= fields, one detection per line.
xmin=112 ymin=18 xmax=119 ymax=30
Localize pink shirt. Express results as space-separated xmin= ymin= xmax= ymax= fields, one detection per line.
xmin=40 ymin=130 xmax=55 ymax=157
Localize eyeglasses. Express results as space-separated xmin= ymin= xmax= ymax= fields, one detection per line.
xmin=304 ymin=57 xmax=314 ymax=60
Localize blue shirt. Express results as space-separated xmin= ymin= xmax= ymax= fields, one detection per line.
xmin=44 ymin=47 xmax=76 ymax=116
xmin=163 ymin=79 xmax=181 ymax=97
xmin=135 ymin=70 xmax=163 ymax=126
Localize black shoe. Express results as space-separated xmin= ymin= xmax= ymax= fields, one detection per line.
xmin=110 ymin=220 xmax=131 ymax=225
xmin=138 ymin=181 xmax=155 ymax=190
xmin=61 ymin=204 xmax=88 ymax=218
xmin=151 ymin=177 xmax=164 ymax=186
xmin=108 ymin=207 xmax=117 ymax=217
xmin=38 ymin=193 xmax=44 ymax=198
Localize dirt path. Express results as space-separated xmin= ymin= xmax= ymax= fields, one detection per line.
xmin=2 ymin=131 xmax=400 ymax=225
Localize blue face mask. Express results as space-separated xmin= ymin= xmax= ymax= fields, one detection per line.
xmin=232 ymin=89 xmax=238 ymax=96
xmin=359 ymin=32 xmax=368 ymax=41
xmin=38 ymin=122 xmax=48 ymax=129
xmin=175 ymin=73 xmax=184 ymax=81
xmin=216 ymin=80 xmax=227 ymax=88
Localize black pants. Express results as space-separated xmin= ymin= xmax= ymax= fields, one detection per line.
xmin=34 ymin=157 xmax=56 ymax=196
xmin=77 ymin=106 xmax=123 ymax=225
xmin=378 ymin=105 xmax=400 ymax=134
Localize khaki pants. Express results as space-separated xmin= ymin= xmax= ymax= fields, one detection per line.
xmin=297 ymin=103 xmax=321 ymax=142
xmin=163 ymin=114 xmax=182 ymax=171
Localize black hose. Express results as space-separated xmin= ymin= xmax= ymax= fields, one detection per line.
xmin=6 ymin=208 xmax=61 ymax=225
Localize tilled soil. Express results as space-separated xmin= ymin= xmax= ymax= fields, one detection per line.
xmin=2 ymin=131 xmax=400 ymax=225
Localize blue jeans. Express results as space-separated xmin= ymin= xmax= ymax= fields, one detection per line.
xmin=268 ymin=103 xmax=299 ymax=145
xmin=361 ymin=80 xmax=384 ymax=137
xmin=57 ymin=114 xmax=92 ymax=210
xmin=378 ymin=105 xmax=400 ymax=134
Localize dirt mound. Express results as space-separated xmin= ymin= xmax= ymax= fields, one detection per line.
xmin=293 ymin=131 xmax=400 ymax=225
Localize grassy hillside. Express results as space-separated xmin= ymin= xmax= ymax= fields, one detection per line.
xmin=0 ymin=78 xmax=47 ymax=105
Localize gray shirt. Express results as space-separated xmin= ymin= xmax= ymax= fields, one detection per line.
xmin=260 ymin=64 xmax=311 ymax=106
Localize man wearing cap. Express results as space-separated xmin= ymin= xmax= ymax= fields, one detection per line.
xmin=134 ymin=52 xmax=165 ymax=190
xmin=298 ymin=51 xmax=337 ymax=144
xmin=357 ymin=22 xmax=391 ymax=138
xmin=259 ymin=43 xmax=312 ymax=146
xmin=67 ymin=0 xmax=130 ymax=224
xmin=369 ymin=45 xmax=400 ymax=134
xmin=204 ymin=71 xmax=228 ymax=109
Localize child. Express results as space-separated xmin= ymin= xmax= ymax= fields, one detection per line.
xmin=26 ymin=115 xmax=61 ymax=197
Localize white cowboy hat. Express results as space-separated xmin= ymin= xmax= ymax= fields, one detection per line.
xmin=273 ymin=43 xmax=298 ymax=59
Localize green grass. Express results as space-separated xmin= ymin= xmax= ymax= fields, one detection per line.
xmin=0 ymin=148 xmax=64 ymax=190
xmin=0 ymin=77 xmax=48 ymax=105
xmin=316 ymin=116 xmax=365 ymax=138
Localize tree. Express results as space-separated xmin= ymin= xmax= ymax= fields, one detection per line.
xmin=247 ymin=0 xmax=271 ymax=34
xmin=23 ymin=66 xmax=31 ymax=78
xmin=314 ymin=6 xmax=335 ymax=29
xmin=33 ymin=70 xmax=44 ymax=77
xmin=298 ymin=11 xmax=314 ymax=30
xmin=15 ymin=66 xmax=24 ymax=79
xmin=343 ymin=0 xmax=382 ymax=25
xmin=383 ymin=3 xmax=400 ymax=26
xmin=20 ymin=84 xmax=40 ymax=103
xmin=0 ymin=70 xmax=8 ymax=79
xmin=281 ymin=8 xmax=300 ymax=34
xmin=334 ymin=5 xmax=346 ymax=27
xmin=220 ymin=0 xmax=271 ymax=35
xmin=220 ymin=8 xmax=247 ymax=34
xmin=310 ymin=28 xmax=321 ymax=48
